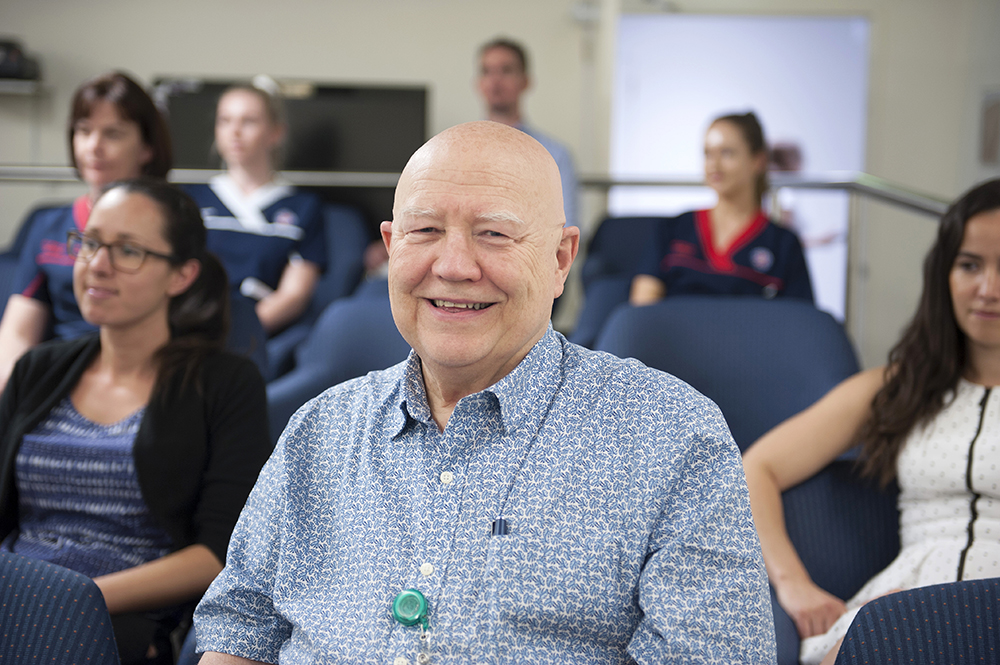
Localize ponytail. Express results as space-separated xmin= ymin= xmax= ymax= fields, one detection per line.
xmin=95 ymin=178 xmax=230 ymax=395
xmin=711 ymin=111 xmax=769 ymax=204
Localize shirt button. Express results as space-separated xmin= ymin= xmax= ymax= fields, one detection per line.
xmin=440 ymin=471 xmax=454 ymax=484
xmin=394 ymin=658 xmax=410 ymax=665
xmin=419 ymin=562 xmax=434 ymax=576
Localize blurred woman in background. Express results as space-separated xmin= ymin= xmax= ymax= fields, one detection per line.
xmin=630 ymin=111 xmax=813 ymax=305
xmin=184 ymin=79 xmax=326 ymax=335
xmin=0 ymin=71 xmax=172 ymax=393
xmin=0 ymin=179 xmax=271 ymax=663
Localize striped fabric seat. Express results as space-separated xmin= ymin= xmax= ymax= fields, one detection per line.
xmin=0 ymin=551 xmax=118 ymax=662
xmin=836 ymin=577 xmax=999 ymax=664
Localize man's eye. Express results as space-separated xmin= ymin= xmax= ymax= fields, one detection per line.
xmin=81 ymin=238 xmax=102 ymax=252
xmin=484 ymin=230 xmax=508 ymax=238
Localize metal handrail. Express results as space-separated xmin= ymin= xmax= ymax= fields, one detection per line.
xmin=581 ymin=170 xmax=950 ymax=217
xmin=0 ymin=165 xmax=949 ymax=217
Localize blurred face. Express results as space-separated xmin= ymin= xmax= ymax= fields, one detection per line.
xmin=215 ymin=89 xmax=283 ymax=169
xmin=382 ymin=128 xmax=577 ymax=390
xmin=73 ymin=189 xmax=194 ymax=331
xmin=704 ymin=120 xmax=765 ymax=200
xmin=72 ymin=100 xmax=152 ymax=190
xmin=478 ymin=46 xmax=529 ymax=116
xmin=950 ymin=208 xmax=1000 ymax=358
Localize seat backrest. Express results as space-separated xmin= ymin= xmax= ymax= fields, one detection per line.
xmin=226 ymin=290 xmax=271 ymax=381
xmin=580 ymin=216 xmax=663 ymax=291
xmin=836 ymin=578 xmax=1000 ymax=665
xmin=0 ymin=253 xmax=20 ymax=321
xmin=594 ymin=296 xmax=899 ymax=665
xmin=307 ymin=202 xmax=369 ymax=321
xmin=594 ymin=296 xmax=859 ymax=450
xmin=0 ymin=551 xmax=119 ymax=662
xmin=266 ymin=279 xmax=411 ymax=443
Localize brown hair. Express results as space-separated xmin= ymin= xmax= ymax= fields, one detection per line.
xmin=68 ymin=71 xmax=173 ymax=178
xmin=96 ymin=178 xmax=230 ymax=394
xmin=859 ymin=178 xmax=1000 ymax=486
xmin=711 ymin=111 xmax=768 ymax=204
xmin=479 ymin=37 xmax=529 ymax=75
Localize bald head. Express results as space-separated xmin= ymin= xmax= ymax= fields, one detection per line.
xmin=394 ymin=121 xmax=565 ymax=232
xmin=380 ymin=121 xmax=579 ymax=406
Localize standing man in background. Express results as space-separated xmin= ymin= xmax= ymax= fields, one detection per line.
xmin=477 ymin=37 xmax=579 ymax=228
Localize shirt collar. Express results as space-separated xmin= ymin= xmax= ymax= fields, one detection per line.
xmin=389 ymin=325 xmax=564 ymax=438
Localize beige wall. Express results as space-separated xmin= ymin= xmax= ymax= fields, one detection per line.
xmin=1 ymin=0 xmax=997 ymax=366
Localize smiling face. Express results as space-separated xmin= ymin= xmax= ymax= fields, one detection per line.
xmin=73 ymin=188 xmax=195 ymax=334
xmin=703 ymin=120 xmax=765 ymax=201
xmin=382 ymin=122 xmax=578 ymax=394
xmin=215 ymin=88 xmax=283 ymax=170
xmin=72 ymin=100 xmax=152 ymax=191
xmin=950 ymin=208 xmax=1000 ymax=361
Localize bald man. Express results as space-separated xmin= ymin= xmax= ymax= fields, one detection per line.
xmin=195 ymin=122 xmax=776 ymax=664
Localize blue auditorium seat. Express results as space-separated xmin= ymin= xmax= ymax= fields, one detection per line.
xmin=0 ymin=551 xmax=119 ymax=662
xmin=595 ymin=296 xmax=899 ymax=665
xmin=266 ymin=279 xmax=411 ymax=443
xmin=835 ymin=578 xmax=1000 ymax=665
xmin=267 ymin=202 xmax=369 ymax=378
xmin=569 ymin=215 xmax=662 ymax=348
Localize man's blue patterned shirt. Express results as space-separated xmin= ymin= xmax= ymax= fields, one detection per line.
xmin=195 ymin=328 xmax=776 ymax=664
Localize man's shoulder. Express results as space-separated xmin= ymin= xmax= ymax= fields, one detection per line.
xmin=559 ymin=340 xmax=723 ymax=425
xmin=281 ymin=359 xmax=408 ymax=438
xmin=519 ymin=124 xmax=571 ymax=158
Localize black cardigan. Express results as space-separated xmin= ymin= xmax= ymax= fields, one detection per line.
xmin=0 ymin=335 xmax=272 ymax=564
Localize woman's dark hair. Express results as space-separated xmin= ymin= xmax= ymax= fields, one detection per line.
xmin=859 ymin=178 xmax=1000 ymax=486
xmin=96 ymin=178 xmax=230 ymax=393
xmin=69 ymin=71 xmax=173 ymax=179
xmin=711 ymin=111 xmax=768 ymax=204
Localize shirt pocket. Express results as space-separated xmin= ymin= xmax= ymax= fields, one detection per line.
xmin=483 ymin=527 xmax=638 ymax=647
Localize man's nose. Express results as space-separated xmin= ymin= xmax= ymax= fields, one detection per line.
xmin=433 ymin=233 xmax=482 ymax=282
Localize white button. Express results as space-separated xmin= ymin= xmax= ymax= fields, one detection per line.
xmin=394 ymin=658 xmax=410 ymax=665
xmin=419 ymin=562 xmax=434 ymax=576
xmin=439 ymin=471 xmax=454 ymax=485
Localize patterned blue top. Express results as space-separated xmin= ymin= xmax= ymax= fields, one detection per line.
xmin=195 ymin=328 xmax=775 ymax=664
xmin=2 ymin=398 xmax=173 ymax=578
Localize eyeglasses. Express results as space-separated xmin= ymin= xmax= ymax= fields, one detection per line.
xmin=66 ymin=230 xmax=176 ymax=274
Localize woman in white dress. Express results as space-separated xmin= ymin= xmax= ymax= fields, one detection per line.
xmin=743 ymin=178 xmax=1000 ymax=665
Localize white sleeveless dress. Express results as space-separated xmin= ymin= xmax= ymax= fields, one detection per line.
xmin=801 ymin=379 xmax=1000 ymax=664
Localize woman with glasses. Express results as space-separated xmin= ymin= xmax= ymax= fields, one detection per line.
xmin=0 ymin=71 xmax=172 ymax=394
xmin=184 ymin=79 xmax=326 ymax=335
xmin=0 ymin=179 xmax=271 ymax=664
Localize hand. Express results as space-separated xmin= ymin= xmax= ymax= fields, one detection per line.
xmin=775 ymin=578 xmax=848 ymax=639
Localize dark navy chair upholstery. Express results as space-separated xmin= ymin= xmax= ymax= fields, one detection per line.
xmin=569 ymin=216 xmax=662 ymax=348
xmin=266 ymin=202 xmax=369 ymax=378
xmin=594 ymin=297 xmax=900 ymax=665
xmin=226 ymin=291 xmax=271 ymax=381
xmin=266 ymin=279 xmax=411 ymax=443
xmin=0 ymin=551 xmax=119 ymax=662
xmin=836 ymin=578 xmax=1000 ymax=665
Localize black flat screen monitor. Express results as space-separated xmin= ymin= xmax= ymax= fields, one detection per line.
xmin=155 ymin=78 xmax=428 ymax=172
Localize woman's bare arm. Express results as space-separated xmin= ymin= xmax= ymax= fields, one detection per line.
xmin=94 ymin=544 xmax=223 ymax=615
xmin=255 ymin=260 xmax=320 ymax=334
xmin=0 ymin=295 xmax=49 ymax=394
xmin=742 ymin=366 xmax=886 ymax=638
xmin=629 ymin=274 xmax=666 ymax=306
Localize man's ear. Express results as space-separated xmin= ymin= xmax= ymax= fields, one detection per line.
xmin=380 ymin=221 xmax=393 ymax=253
xmin=553 ymin=225 xmax=580 ymax=298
